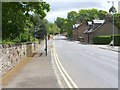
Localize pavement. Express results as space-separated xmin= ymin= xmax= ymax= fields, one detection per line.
xmin=3 ymin=40 xmax=59 ymax=88
xmin=97 ymin=45 xmax=120 ymax=52
xmin=75 ymin=41 xmax=120 ymax=52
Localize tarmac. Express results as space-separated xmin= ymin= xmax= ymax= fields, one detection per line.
xmin=3 ymin=40 xmax=59 ymax=88
xmin=2 ymin=39 xmax=119 ymax=88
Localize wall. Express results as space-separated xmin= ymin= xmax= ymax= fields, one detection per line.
xmin=73 ymin=22 xmax=88 ymax=41
xmin=0 ymin=43 xmax=37 ymax=76
xmin=77 ymin=22 xmax=88 ymax=42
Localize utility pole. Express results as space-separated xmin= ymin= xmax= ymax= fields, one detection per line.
xmin=108 ymin=1 xmax=115 ymax=47
xmin=112 ymin=1 xmax=115 ymax=47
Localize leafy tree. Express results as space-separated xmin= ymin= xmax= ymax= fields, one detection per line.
xmin=98 ymin=10 xmax=108 ymax=19
xmin=114 ymin=13 xmax=120 ymax=28
xmin=67 ymin=11 xmax=79 ymax=22
xmin=55 ymin=17 xmax=67 ymax=33
xmin=47 ymin=23 xmax=60 ymax=34
xmin=2 ymin=1 xmax=50 ymax=42
xmin=55 ymin=8 xmax=120 ymax=39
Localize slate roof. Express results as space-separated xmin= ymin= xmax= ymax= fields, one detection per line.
xmin=84 ymin=19 xmax=105 ymax=34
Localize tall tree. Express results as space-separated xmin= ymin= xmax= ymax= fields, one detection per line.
xmin=2 ymin=2 xmax=50 ymax=42
xmin=55 ymin=17 xmax=67 ymax=33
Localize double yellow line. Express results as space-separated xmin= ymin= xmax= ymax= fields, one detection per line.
xmin=52 ymin=43 xmax=78 ymax=88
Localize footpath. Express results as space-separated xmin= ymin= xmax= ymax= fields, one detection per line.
xmin=3 ymin=40 xmax=59 ymax=88
xmin=76 ymin=41 xmax=120 ymax=52
xmin=94 ymin=45 xmax=120 ymax=52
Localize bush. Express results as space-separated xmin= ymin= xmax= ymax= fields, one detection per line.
xmin=93 ymin=36 xmax=112 ymax=45
xmin=114 ymin=35 xmax=120 ymax=46
xmin=93 ymin=35 xmax=120 ymax=46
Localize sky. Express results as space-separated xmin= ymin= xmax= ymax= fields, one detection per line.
xmin=44 ymin=0 xmax=120 ymax=22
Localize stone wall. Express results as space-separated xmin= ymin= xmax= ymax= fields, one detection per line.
xmin=0 ymin=43 xmax=37 ymax=76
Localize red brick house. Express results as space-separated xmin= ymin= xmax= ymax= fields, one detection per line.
xmin=84 ymin=20 xmax=120 ymax=43
xmin=73 ymin=22 xmax=88 ymax=41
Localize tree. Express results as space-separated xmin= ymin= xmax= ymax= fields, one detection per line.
xmin=55 ymin=9 xmax=109 ymax=39
xmin=2 ymin=2 xmax=50 ymax=42
xmin=67 ymin=11 xmax=79 ymax=22
xmin=55 ymin=17 xmax=67 ymax=33
xmin=98 ymin=10 xmax=108 ymax=19
xmin=114 ymin=13 xmax=120 ymax=29
xmin=47 ymin=23 xmax=60 ymax=35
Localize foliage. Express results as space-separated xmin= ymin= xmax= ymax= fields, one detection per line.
xmin=55 ymin=17 xmax=67 ymax=33
xmin=114 ymin=13 xmax=120 ymax=28
xmin=93 ymin=35 xmax=120 ymax=46
xmin=113 ymin=35 xmax=120 ymax=46
xmin=55 ymin=9 xmax=108 ymax=38
xmin=93 ymin=36 xmax=112 ymax=44
xmin=47 ymin=23 xmax=60 ymax=35
xmin=2 ymin=2 xmax=50 ymax=43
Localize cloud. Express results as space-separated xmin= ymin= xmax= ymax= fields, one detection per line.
xmin=44 ymin=0 xmax=120 ymax=22
xmin=48 ymin=2 xmax=103 ymax=12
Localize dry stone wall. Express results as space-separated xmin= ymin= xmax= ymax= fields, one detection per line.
xmin=0 ymin=43 xmax=37 ymax=76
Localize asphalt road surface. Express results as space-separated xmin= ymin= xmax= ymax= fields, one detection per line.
xmin=53 ymin=35 xmax=118 ymax=88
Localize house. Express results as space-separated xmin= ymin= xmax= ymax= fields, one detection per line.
xmin=84 ymin=19 xmax=120 ymax=43
xmin=118 ymin=1 xmax=120 ymax=13
xmin=72 ymin=22 xmax=88 ymax=41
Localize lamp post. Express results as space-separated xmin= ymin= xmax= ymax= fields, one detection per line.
xmin=112 ymin=1 xmax=115 ymax=47
xmin=108 ymin=1 xmax=115 ymax=47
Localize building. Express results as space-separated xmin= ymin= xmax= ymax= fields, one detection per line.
xmin=73 ymin=22 xmax=88 ymax=41
xmin=84 ymin=20 xmax=119 ymax=43
xmin=118 ymin=1 xmax=120 ymax=13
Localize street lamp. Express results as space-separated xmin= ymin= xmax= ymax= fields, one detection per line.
xmin=108 ymin=1 xmax=115 ymax=47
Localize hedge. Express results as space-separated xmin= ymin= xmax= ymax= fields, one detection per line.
xmin=93 ymin=36 xmax=111 ymax=45
xmin=114 ymin=35 xmax=120 ymax=46
xmin=93 ymin=35 xmax=120 ymax=46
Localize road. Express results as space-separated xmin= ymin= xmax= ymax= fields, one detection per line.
xmin=53 ymin=35 xmax=118 ymax=88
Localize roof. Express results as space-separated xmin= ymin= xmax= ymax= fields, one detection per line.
xmin=75 ymin=24 xmax=80 ymax=28
xmin=93 ymin=19 xmax=105 ymax=24
xmin=83 ymin=28 xmax=93 ymax=34
xmin=84 ymin=20 xmax=106 ymax=34
xmin=87 ymin=21 xmax=92 ymax=25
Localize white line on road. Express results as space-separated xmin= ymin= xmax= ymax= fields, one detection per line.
xmin=99 ymin=56 xmax=118 ymax=63
xmin=53 ymin=44 xmax=78 ymax=88
xmin=53 ymin=49 xmax=73 ymax=88
xmin=51 ymin=49 xmax=64 ymax=88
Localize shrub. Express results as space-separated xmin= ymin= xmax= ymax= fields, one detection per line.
xmin=93 ymin=36 xmax=112 ymax=44
xmin=93 ymin=35 xmax=120 ymax=46
xmin=114 ymin=35 xmax=120 ymax=46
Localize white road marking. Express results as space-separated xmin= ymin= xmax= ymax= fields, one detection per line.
xmin=53 ymin=48 xmax=73 ymax=88
xmin=51 ymin=49 xmax=64 ymax=88
xmin=53 ymin=43 xmax=78 ymax=88
xmin=99 ymin=56 xmax=118 ymax=63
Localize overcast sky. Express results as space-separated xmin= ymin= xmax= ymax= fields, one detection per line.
xmin=44 ymin=0 xmax=120 ymax=22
